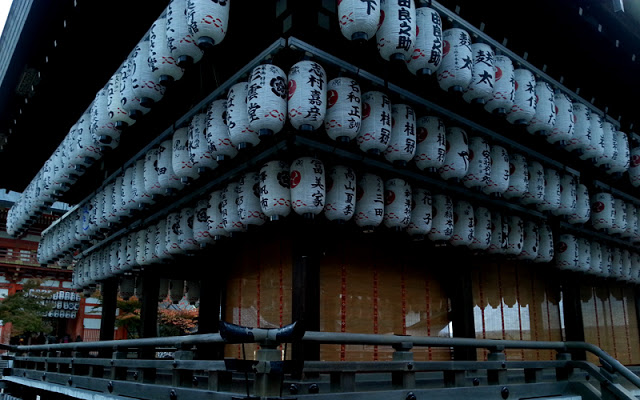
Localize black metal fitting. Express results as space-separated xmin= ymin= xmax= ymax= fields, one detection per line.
xmin=289 ymin=383 xmax=299 ymax=394
xmin=406 ymin=392 xmax=417 ymax=400
xmin=501 ymin=386 xmax=509 ymax=399
xmin=308 ymin=383 xmax=319 ymax=394
xmin=473 ymin=378 xmax=480 ymax=386
xmin=107 ymin=381 xmax=114 ymax=393
xmin=169 ymin=389 xmax=178 ymax=400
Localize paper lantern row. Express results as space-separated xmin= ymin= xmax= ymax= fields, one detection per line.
xmin=41 ymin=310 xmax=78 ymax=320
xmin=590 ymin=192 xmax=640 ymax=243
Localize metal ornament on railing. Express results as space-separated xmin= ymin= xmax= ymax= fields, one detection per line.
xmin=484 ymin=55 xmax=514 ymax=116
xmin=450 ymin=200 xmax=474 ymax=247
xmin=355 ymin=173 xmax=384 ymax=229
xmin=324 ymin=165 xmax=356 ymax=222
xmin=437 ymin=28 xmax=472 ymax=93
xmin=287 ymin=60 xmax=327 ymax=131
xmin=357 ymin=91 xmax=392 ymax=155
xmin=406 ymin=6 xmax=442 ymax=76
xmin=325 ymin=77 xmax=362 ymax=142
xmin=338 ymin=0 xmax=381 ymax=41
xmin=414 ymin=115 xmax=446 ymax=172
xmin=407 ymin=188 xmax=432 ymax=237
xmin=376 ymin=0 xmax=416 ymax=62
xmin=186 ymin=0 xmax=230 ymax=48
xmin=428 ymin=194 xmax=453 ymax=241
xmin=167 ymin=0 xmax=204 ymax=66
xmin=506 ymin=68 xmax=536 ymax=125
xmin=248 ymin=64 xmax=288 ymax=137
xmin=462 ymin=43 xmax=495 ymax=105
xmin=290 ymin=157 xmax=325 ymax=218
xmin=259 ymin=160 xmax=292 ymax=221
xmin=383 ymin=178 xmax=411 ymax=229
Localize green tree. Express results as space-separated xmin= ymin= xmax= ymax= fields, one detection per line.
xmin=0 ymin=279 xmax=54 ymax=337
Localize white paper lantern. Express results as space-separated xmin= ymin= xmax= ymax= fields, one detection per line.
xmin=534 ymin=223 xmax=554 ymax=263
xmin=178 ymin=207 xmax=199 ymax=251
xmin=546 ymin=92 xmax=573 ymax=144
xmin=580 ymin=111 xmax=605 ymax=161
xmin=325 ymin=77 xmax=361 ymax=142
xmin=450 ymin=200 xmax=474 ymax=247
xmin=126 ymin=232 xmax=138 ymax=269
xmin=611 ymin=247 xmax=624 ymax=279
xmin=483 ymin=145 xmax=510 ymax=196
xmin=338 ymin=0 xmax=381 ymax=41
xmin=518 ymin=221 xmax=539 ymax=261
xmin=186 ymin=0 xmax=229 ymax=47
xmin=502 ymin=153 xmax=528 ymax=199
xmin=144 ymin=225 xmax=157 ymax=266
xmin=193 ymin=198 xmax=213 ymax=247
xmin=167 ymin=0 xmax=204 ymax=65
xmin=553 ymin=173 xmax=577 ymax=217
xmin=189 ymin=113 xmax=218 ymax=172
xmin=526 ymin=82 xmax=556 ymax=135
xmin=121 ymin=166 xmax=138 ymax=214
xmin=621 ymin=249 xmax=632 ymax=280
xmin=206 ymin=99 xmax=238 ymax=161
xmin=107 ymin=71 xmax=135 ymax=128
xmin=376 ymin=0 xmax=416 ymax=61
xmin=484 ymin=55 xmax=514 ymax=116
xmin=207 ymin=189 xmax=229 ymax=239
xmin=136 ymin=229 xmax=148 ymax=266
xmin=120 ymin=55 xmax=150 ymax=119
xmin=506 ymin=69 xmax=536 ymax=125
xmin=107 ymin=240 xmax=120 ymax=276
xmin=629 ymin=146 xmax=640 ymax=187
xmin=462 ymin=136 xmax=491 ymax=189
xmin=555 ymin=233 xmax=578 ymax=271
xmin=414 ymin=116 xmax=446 ymax=171
xmin=536 ymin=168 xmax=560 ymax=212
xmin=596 ymin=121 xmax=617 ymax=167
xmin=290 ymin=157 xmax=325 ymax=218
xmin=487 ymin=212 xmax=507 ymax=255
xmin=385 ymin=104 xmax=416 ymax=165
xmin=609 ymin=198 xmax=627 ymax=235
xmin=505 ymin=215 xmax=524 ymax=256
xmin=150 ymin=11 xmax=185 ymax=83
xmin=577 ymin=238 xmax=591 ymax=273
xmin=623 ymin=202 xmax=638 ymax=240
xmin=111 ymin=175 xmax=125 ymax=220
xmin=357 ymin=91 xmax=392 ymax=155
xmin=437 ymin=28 xmax=473 ymax=92
xmin=589 ymin=241 xmax=603 ymax=276
xmin=469 ymin=207 xmax=491 ymax=251
xmin=287 ymin=60 xmax=327 ymax=131
xmin=407 ymin=188 xmax=432 ymax=237
xmin=237 ymin=172 xmax=267 ymax=226
xmin=259 ymin=160 xmax=291 ymax=220
xmin=91 ymin=88 xmax=121 ymax=143
xmin=158 ymin=139 xmax=185 ymax=192
xmin=247 ymin=64 xmax=288 ymax=137
xmin=383 ymin=178 xmax=411 ymax=229
xmin=601 ymin=246 xmax=614 ymax=278
xmin=462 ymin=43 xmax=495 ymax=104
xmin=325 ymin=165 xmax=356 ymax=222
xmin=131 ymin=38 xmax=166 ymax=106
xmin=520 ymin=161 xmax=545 ymax=205
xmin=609 ymin=130 xmax=630 ymax=174
xmin=406 ymin=6 xmax=442 ymax=76
xmin=564 ymin=103 xmax=590 ymax=153
xmin=354 ymin=173 xmax=384 ymax=228
xmin=634 ymin=207 xmax=640 ymax=243
xmin=427 ymin=194 xmax=453 ymax=241
xmin=591 ymin=192 xmax=615 ymax=230
xmin=166 ymin=212 xmax=182 ymax=255
xmin=155 ymin=219 xmax=173 ymax=262
xmin=144 ymin=148 xmax=164 ymax=197
xmin=105 ymin=182 xmax=119 ymax=225
xmin=227 ymin=82 xmax=259 ymax=149
xmin=567 ymin=183 xmax=590 ymax=225
xmin=221 ymin=182 xmax=246 ymax=233
xmin=439 ymin=127 xmax=469 ymax=180
xmin=173 ymin=127 xmax=199 ymax=182
xmin=133 ymin=159 xmax=154 ymax=205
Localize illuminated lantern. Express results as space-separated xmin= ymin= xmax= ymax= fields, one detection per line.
xmin=484 ymin=55 xmax=514 ymax=116
xmin=462 ymin=136 xmax=491 ymax=189
xmin=546 ymin=92 xmax=573 ymax=144
xmin=487 ymin=212 xmax=507 ymax=255
xmin=159 ymin=279 xmax=170 ymax=301
xmin=287 ymin=60 xmax=327 ymax=131
xmin=166 ymin=212 xmax=182 ymax=255
xmin=227 ymin=82 xmax=259 ymax=149
xmin=590 ymin=192 xmax=615 ymax=230
xmin=357 ymin=91 xmax=392 ymax=155
xmin=189 ymin=113 xmax=218 ymax=172
xmin=437 ymin=28 xmax=472 ymax=93
xmin=167 ymin=0 xmax=204 ymax=65
xmin=173 ymin=127 xmax=199 ymax=182
xmin=155 ymin=219 xmax=173 ymax=262
xmin=590 ymin=241 xmax=603 ymax=276
xmin=555 ymin=233 xmax=578 ymax=271
xmin=506 ymin=215 xmax=524 ymax=256
xmin=536 ymin=168 xmax=560 ymax=212
xmin=221 ymin=182 xmax=246 ymax=233
xmin=185 ymin=281 xmax=200 ymax=305
xmin=518 ymin=221 xmax=539 ymax=261
xmin=338 ymin=0 xmax=381 ymax=41
xmin=564 ymin=103 xmax=590 ymax=153
xmin=354 ymin=173 xmax=384 ymax=229
xmin=407 ymin=188 xmax=432 ymax=237
xmin=169 ymin=280 xmax=184 ymax=304
xmin=383 ymin=178 xmax=411 ymax=229
xmin=144 ymin=148 xmax=164 ymax=197
xmin=629 ymin=145 xmax=640 ymax=187
xmin=622 ymin=203 xmax=637 ymax=240
xmin=608 ymin=130 xmax=630 ymax=174
xmin=206 ymin=99 xmax=238 ymax=161
xmin=577 ymin=238 xmax=591 ymax=273
xmin=247 ymin=64 xmax=288 ymax=137
xmin=186 ymin=0 xmax=229 ymax=48
xmin=131 ymin=38 xmax=165 ymax=106
xmin=259 ymin=160 xmax=291 ymax=221
xmin=406 ymin=6 xmax=442 ymax=76
xmin=149 ymin=11 xmax=185 ymax=84
xmin=325 ymin=165 xmax=356 ymax=222
xmin=450 ymin=200 xmax=474 ymax=247
xmin=553 ymin=173 xmax=577 ymax=217
xmin=462 ymin=43 xmax=495 ymax=105
xmin=385 ymin=104 xmax=416 ymax=166
xmin=107 ymin=71 xmax=135 ymax=129
xmin=611 ymin=247 xmax=624 ymax=279
xmin=325 ymin=77 xmax=361 ymax=142
xmin=483 ymin=145 xmax=510 ymax=196
xmin=439 ymin=127 xmax=469 ymax=180
xmin=415 ymin=116 xmax=446 ymax=172
xmin=157 ymin=139 xmax=185 ymax=192
xmin=376 ymin=0 xmax=416 ymax=61
xmin=290 ymin=157 xmax=325 ymax=218
xmin=238 ymin=172 xmax=267 ymax=226
xmin=595 ymin=122 xmax=617 ymax=167
xmin=120 ymin=55 xmax=149 ymax=119
xmin=119 ymin=276 xmax=136 ymax=300
xmin=193 ymin=199 xmax=213 ymax=247
xmin=91 ymin=88 xmax=120 ymax=143
xmin=503 ymin=153 xmax=528 ymax=199
xmin=469 ymin=207 xmax=491 ymax=251
xmin=207 ymin=189 xmax=229 ymax=239
xmin=526 ymin=82 xmax=556 ymax=135
xmin=506 ymin=69 xmax=536 ymax=125
xmin=94 ymin=189 xmax=109 ymax=233
xmin=580 ymin=111 xmax=605 ymax=161
xmin=178 ymin=207 xmax=199 ymax=251
xmin=567 ymin=183 xmax=590 ymax=225
xmin=621 ymin=249 xmax=632 ymax=280
xmin=134 ymin=159 xmax=154 ymax=205
xmin=534 ymin=223 xmax=554 ymax=263
xmin=427 ymin=194 xmax=453 ymax=241
xmin=608 ymin=198 xmax=627 ymax=235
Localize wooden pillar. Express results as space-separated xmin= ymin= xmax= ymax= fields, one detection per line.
xmin=446 ymin=251 xmax=477 ymax=361
xmin=561 ymin=271 xmax=586 ymax=360
xmin=139 ymin=272 xmax=159 ymax=339
xmin=99 ymin=278 xmax=118 ymax=342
